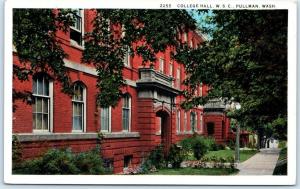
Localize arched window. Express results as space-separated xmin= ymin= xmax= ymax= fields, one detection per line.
xmin=122 ymin=94 xmax=131 ymax=132
xmin=32 ymin=74 xmax=52 ymax=132
xmin=72 ymin=82 xmax=86 ymax=132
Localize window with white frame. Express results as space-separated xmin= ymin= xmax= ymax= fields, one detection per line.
xmin=190 ymin=40 xmax=193 ymax=48
xmin=184 ymin=112 xmax=187 ymax=132
xmin=199 ymin=83 xmax=203 ymax=97
xmin=124 ymin=46 xmax=131 ymax=67
xmin=122 ymin=94 xmax=131 ymax=131
xmin=32 ymin=75 xmax=52 ymax=132
xmin=190 ymin=112 xmax=196 ymax=132
xmin=70 ymin=9 xmax=84 ymax=46
xmin=200 ymin=113 xmax=203 ymax=132
xmin=72 ymin=83 xmax=86 ymax=132
xmin=183 ymin=32 xmax=188 ymax=42
xmin=176 ymin=110 xmax=181 ymax=133
xmin=101 ymin=107 xmax=111 ymax=132
xmin=159 ymin=58 xmax=165 ymax=73
xmin=176 ymin=68 xmax=181 ymax=89
xmin=169 ymin=62 xmax=173 ymax=76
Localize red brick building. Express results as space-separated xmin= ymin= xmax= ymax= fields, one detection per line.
xmin=13 ymin=9 xmax=231 ymax=173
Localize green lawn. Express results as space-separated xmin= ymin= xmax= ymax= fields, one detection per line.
xmin=149 ymin=167 xmax=238 ymax=175
xmin=203 ymin=149 xmax=258 ymax=162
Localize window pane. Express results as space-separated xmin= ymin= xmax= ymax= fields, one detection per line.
xmin=36 ymin=98 xmax=42 ymax=112
xmin=43 ymin=114 xmax=48 ymax=131
xmin=37 ymin=78 xmax=43 ymax=95
xmin=44 ymin=79 xmax=49 ymax=96
xmin=33 ymin=79 xmax=37 ymax=94
xmin=43 ymin=98 xmax=48 ymax=113
xmin=101 ymin=108 xmax=109 ymax=131
xmin=35 ymin=114 xmax=42 ymax=130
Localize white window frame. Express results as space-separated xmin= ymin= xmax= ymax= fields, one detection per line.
xmin=190 ymin=111 xmax=197 ymax=132
xmin=124 ymin=46 xmax=131 ymax=68
xmin=159 ymin=58 xmax=165 ymax=73
xmin=200 ymin=113 xmax=203 ymax=132
xmin=100 ymin=106 xmax=112 ymax=133
xmin=183 ymin=32 xmax=188 ymax=42
xmin=122 ymin=95 xmax=131 ymax=132
xmin=176 ymin=68 xmax=181 ymax=89
xmin=176 ymin=110 xmax=181 ymax=133
xmin=72 ymin=83 xmax=86 ymax=132
xmin=190 ymin=40 xmax=193 ymax=48
xmin=70 ymin=9 xmax=84 ymax=47
xmin=169 ymin=62 xmax=173 ymax=77
xmin=32 ymin=75 xmax=53 ymax=133
xmin=184 ymin=112 xmax=187 ymax=132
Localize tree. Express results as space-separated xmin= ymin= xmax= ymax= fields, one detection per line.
xmin=82 ymin=9 xmax=196 ymax=107
xmin=13 ymin=9 xmax=76 ymax=110
xmin=177 ymin=10 xmax=288 ymax=145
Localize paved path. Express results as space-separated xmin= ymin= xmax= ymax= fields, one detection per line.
xmin=237 ymin=148 xmax=280 ymax=175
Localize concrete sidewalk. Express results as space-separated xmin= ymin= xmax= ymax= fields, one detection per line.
xmin=237 ymin=148 xmax=280 ymax=175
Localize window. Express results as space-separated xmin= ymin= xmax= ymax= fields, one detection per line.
xmin=184 ymin=112 xmax=187 ymax=132
xmin=207 ymin=122 xmax=215 ymax=136
xmin=190 ymin=112 xmax=196 ymax=132
xmin=176 ymin=110 xmax=181 ymax=133
xmin=101 ymin=107 xmax=111 ymax=132
xmin=32 ymin=75 xmax=52 ymax=132
xmin=200 ymin=113 xmax=203 ymax=132
xmin=124 ymin=46 xmax=131 ymax=67
xmin=159 ymin=58 xmax=165 ymax=73
xmin=169 ymin=62 xmax=173 ymax=76
xmin=183 ymin=32 xmax=188 ymax=42
xmin=156 ymin=116 xmax=162 ymax=133
xmin=199 ymin=83 xmax=203 ymax=97
xmin=176 ymin=68 xmax=181 ymax=89
xmin=122 ymin=95 xmax=131 ymax=131
xmin=72 ymin=83 xmax=86 ymax=132
xmin=190 ymin=40 xmax=193 ymax=48
xmin=124 ymin=155 xmax=133 ymax=168
xmin=70 ymin=9 xmax=84 ymax=46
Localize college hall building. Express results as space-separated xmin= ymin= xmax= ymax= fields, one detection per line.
xmin=13 ymin=9 xmax=231 ymax=173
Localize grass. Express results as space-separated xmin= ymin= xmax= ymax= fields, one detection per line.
xmin=149 ymin=167 xmax=238 ymax=175
xmin=273 ymin=147 xmax=287 ymax=175
xmin=203 ymin=149 xmax=258 ymax=162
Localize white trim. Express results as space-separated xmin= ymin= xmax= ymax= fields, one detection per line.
xmin=71 ymin=83 xmax=86 ymax=132
xmin=63 ymin=59 xmax=137 ymax=87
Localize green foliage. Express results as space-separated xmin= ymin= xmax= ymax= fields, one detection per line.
xmin=178 ymin=10 xmax=288 ymax=140
xmin=139 ymin=145 xmax=166 ymax=173
xmin=82 ymin=9 xmax=196 ymax=107
xmin=13 ymin=9 xmax=75 ymax=95
xmin=13 ymin=147 xmax=105 ymax=175
xmin=180 ymin=134 xmax=216 ymax=160
xmin=167 ymin=144 xmax=185 ymax=168
xmin=273 ymin=148 xmax=287 ymax=175
xmin=73 ymin=146 xmax=105 ymax=174
xmin=12 ymin=135 xmax=22 ymax=169
xmin=278 ymin=141 xmax=287 ymax=149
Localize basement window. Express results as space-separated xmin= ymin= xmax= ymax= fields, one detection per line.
xmin=124 ymin=155 xmax=133 ymax=168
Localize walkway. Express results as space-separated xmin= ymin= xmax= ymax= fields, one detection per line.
xmin=237 ymin=148 xmax=280 ymax=175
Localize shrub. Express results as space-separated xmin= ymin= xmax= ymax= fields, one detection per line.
xmin=179 ymin=134 xmax=213 ymax=160
xmin=147 ymin=145 xmax=166 ymax=169
xmin=167 ymin=144 xmax=185 ymax=168
xmin=278 ymin=141 xmax=287 ymax=149
xmin=13 ymin=147 xmax=105 ymax=175
xmin=74 ymin=146 xmax=105 ymax=174
xmin=12 ymin=135 xmax=22 ymax=169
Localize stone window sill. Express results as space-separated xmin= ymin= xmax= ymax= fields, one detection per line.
xmin=15 ymin=132 xmax=140 ymax=142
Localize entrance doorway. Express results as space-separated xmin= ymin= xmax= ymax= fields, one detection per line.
xmin=207 ymin=122 xmax=215 ymax=136
xmin=156 ymin=110 xmax=171 ymax=153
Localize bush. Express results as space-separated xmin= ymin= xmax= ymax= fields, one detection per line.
xmin=167 ymin=144 xmax=185 ymax=168
xmin=13 ymin=147 xmax=105 ymax=175
xmin=179 ymin=134 xmax=213 ymax=160
xmin=74 ymin=147 xmax=105 ymax=174
xmin=278 ymin=141 xmax=287 ymax=149
xmin=139 ymin=145 xmax=166 ymax=173
xmin=12 ymin=135 xmax=22 ymax=169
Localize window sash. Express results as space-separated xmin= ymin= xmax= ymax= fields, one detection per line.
xmin=122 ymin=96 xmax=130 ymax=131
xmin=101 ymin=107 xmax=110 ymax=132
xmin=72 ymin=101 xmax=84 ymax=131
xmin=159 ymin=58 xmax=164 ymax=73
xmin=32 ymin=97 xmax=50 ymax=131
xmin=176 ymin=110 xmax=181 ymax=133
xmin=184 ymin=112 xmax=187 ymax=132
